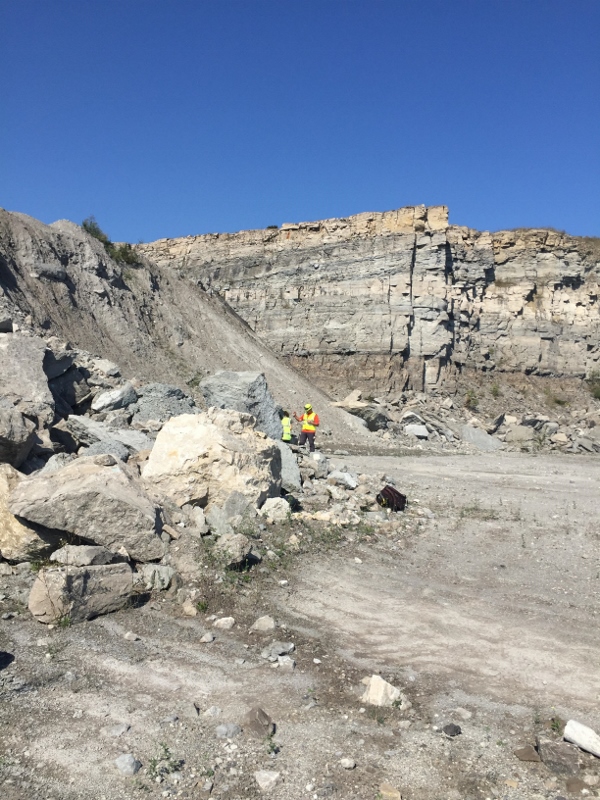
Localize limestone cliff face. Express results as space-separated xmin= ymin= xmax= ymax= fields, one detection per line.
xmin=139 ymin=206 xmax=600 ymax=393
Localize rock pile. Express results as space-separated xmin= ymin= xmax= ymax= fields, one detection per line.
xmin=335 ymin=388 xmax=600 ymax=455
xmin=0 ymin=329 xmax=403 ymax=627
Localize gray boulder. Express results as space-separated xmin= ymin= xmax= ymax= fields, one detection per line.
xmin=10 ymin=455 xmax=164 ymax=562
xmin=50 ymin=544 xmax=118 ymax=566
xmin=200 ymin=371 xmax=281 ymax=440
xmin=91 ymin=382 xmax=138 ymax=413
xmin=505 ymin=425 xmax=535 ymax=443
xmin=404 ymin=423 xmax=429 ymax=439
xmin=28 ymin=562 xmax=133 ymax=624
xmin=130 ymin=383 xmax=198 ymax=424
xmin=206 ymin=491 xmax=258 ymax=537
xmin=43 ymin=342 xmax=76 ymax=379
xmin=328 ymin=471 xmax=358 ymax=490
xmin=461 ymin=424 xmax=503 ymax=452
xmin=0 ymin=334 xmax=54 ymax=425
xmin=49 ymin=366 xmax=91 ymax=416
xmin=53 ymin=415 xmax=153 ymax=456
xmin=0 ymin=403 xmax=36 ymax=467
xmin=85 ymin=438 xmax=131 ymax=462
xmin=276 ymin=442 xmax=302 ymax=493
xmin=136 ymin=564 xmax=177 ymax=590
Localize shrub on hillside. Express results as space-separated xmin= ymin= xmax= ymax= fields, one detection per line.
xmin=81 ymin=216 xmax=140 ymax=266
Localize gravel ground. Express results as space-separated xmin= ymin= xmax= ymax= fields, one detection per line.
xmin=1 ymin=451 xmax=599 ymax=800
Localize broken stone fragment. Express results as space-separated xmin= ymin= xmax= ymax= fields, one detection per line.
xmin=114 ymin=753 xmax=141 ymax=776
xmin=514 ymin=744 xmax=541 ymax=762
xmin=212 ymin=533 xmax=252 ymax=568
xmin=254 ymin=770 xmax=280 ymax=792
xmin=91 ymin=382 xmax=138 ymax=413
xmin=250 ymin=615 xmax=276 ymax=633
xmin=29 ymin=563 xmax=133 ymax=624
xmin=242 ymin=706 xmax=275 ymax=737
xmin=536 ymin=735 xmax=581 ymax=774
xmin=361 ymin=674 xmax=403 ymax=707
xmin=260 ymin=497 xmax=290 ymax=522
xmin=564 ymin=719 xmax=600 ymax=758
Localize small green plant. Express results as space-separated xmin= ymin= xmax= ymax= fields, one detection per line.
xmin=491 ymin=383 xmax=501 ymax=399
xmin=464 ymin=389 xmax=478 ymax=410
xmin=265 ymin=732 xmax=279 ymax=754
xmin=196 ymin=600 xmax=209 ymax=613
xmin=58 ymin=615 xmax=71 ymax=628
xmin=550 ymin=716 xmax=564 ymax=734
xmin=147 ymin=742 xmax=182 ymax=780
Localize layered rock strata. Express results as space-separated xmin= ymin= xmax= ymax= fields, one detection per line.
xmin=139 ymin=206 xmax=600 ymax=393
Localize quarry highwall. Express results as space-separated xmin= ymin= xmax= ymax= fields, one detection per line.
xmin=139 ymin=206 xmax=600 ymax=395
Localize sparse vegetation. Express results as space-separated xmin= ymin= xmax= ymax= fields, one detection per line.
xmin=147 ymin=742 xmax=183 ymax=780
xmin=464 ymin=389 xmax=478 ymax=410
xmin=586 ymin=371 xmax=600 ymax=400
xmin=82 ymin=216 xmax=140 ymax=266
xmin=491 ymin=383 xmax=501 ymax=399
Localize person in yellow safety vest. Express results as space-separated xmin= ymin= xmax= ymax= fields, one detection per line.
xmin=294 ymin=403 xmax=320 ymax=452
xmin=280 ymin=410 xmax=295 ymax=443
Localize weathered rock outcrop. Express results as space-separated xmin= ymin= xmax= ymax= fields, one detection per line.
xmin=139 ymin=206 xmax=600 ymax=393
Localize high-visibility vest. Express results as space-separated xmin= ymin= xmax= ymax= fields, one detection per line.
xmin=301 ymin=412 xmax=319 ymax=433
xmin=281 ymin=416 xmax=292 ymax=441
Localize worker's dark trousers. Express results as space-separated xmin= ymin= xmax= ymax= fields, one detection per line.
xmin=299 ymin=431 xmax=316 ymax=452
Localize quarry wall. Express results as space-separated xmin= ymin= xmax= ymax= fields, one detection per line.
xmin=139 ymin=206 xmax=600 ymax=394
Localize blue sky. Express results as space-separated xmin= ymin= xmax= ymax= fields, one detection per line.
xmin=1 ymin=0 xmax=598 ymax=242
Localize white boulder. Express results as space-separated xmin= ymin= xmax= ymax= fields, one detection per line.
xmin=141 ymin=409 xmax=281 ymax=509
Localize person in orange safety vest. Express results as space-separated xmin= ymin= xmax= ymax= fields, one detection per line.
xmin=294 ymin=403 xmax=320 ymax=452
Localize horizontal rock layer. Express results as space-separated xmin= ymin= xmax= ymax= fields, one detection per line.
xmin=139 ymin=206 xmax=600 ymax=392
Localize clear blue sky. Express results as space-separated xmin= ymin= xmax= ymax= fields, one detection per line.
xmin=1 ymin=0 xmax=599 ymax=242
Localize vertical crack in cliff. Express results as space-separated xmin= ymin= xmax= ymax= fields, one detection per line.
xmin=406 ymin=236 xmax=416 ymax=359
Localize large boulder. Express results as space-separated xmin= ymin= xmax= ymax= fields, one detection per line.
xmin=9 ymin=455 xmax=163 ymax=561
xmin=333 ymin=397 xmax=391 ymax=431
xmin=0 ymin=403 xmax=36 ymax=467
xmin=141 ymin=409 xmax=281 ymax=509
xmin=130 ymin=383 xmax=198 ymax=424
xmin=0 ymin=464 xmax=61 ymax=561
xmin=200 ymin=372 xmax=281 ymax=440
xmin=28 ymin=563 xmax=133 ymax=624
xmin=0 ymin=334 xmax=54 ymax=425
xmin=51 ymin=415 xmax=153 ymax=455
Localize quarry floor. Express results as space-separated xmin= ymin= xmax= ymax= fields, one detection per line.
xmin=1 ymin=452 xmax=600 ymax=800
